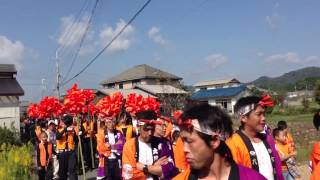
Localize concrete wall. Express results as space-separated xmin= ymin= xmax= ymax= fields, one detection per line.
xmin=0 ymin=96 xmax=20 ymax=131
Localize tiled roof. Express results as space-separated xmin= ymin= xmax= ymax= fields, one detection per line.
xmin=101 ymin=64 xmax=182 ymax=85
xmin=190 ymin=85 xmax=246 ymax=100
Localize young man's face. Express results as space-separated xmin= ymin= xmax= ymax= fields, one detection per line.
xmin=180 ymin=130 xmax=214 ymax=170
xmin=106 ymin=120 xmax=115 ymax=131
xmin=139 ymin=124 xmax=155 ymax=143
xmin=154 ymin=122 xmax=167 ymax=137
xmin=48 ymin=124 xmax=56 ymax=131
xmin=276 ymin=130 xmax=287 ymax=144
xmin=41 ymin=133 xmax=48 ymax=143
xmin=243 ymin=106 xmax=266 ymax=133
xmin=119 ymin=117 xmax=126 ymax=125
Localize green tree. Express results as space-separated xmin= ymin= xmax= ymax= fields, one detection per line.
xmin=302 ymin=97 xmax=310 ymax=110
xmin=315 ymin=80 xmax=320 ymax=105
xmin=274 ymin=92 xmax=286 ymax=107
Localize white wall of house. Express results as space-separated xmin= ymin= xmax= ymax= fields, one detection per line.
xmin=0 ymin=96 xmax=20 ymax=131
xmin=206 ymin=89 xmax=251 ymax=114
xmin=195 ymin=83 xmax=241 ymax=92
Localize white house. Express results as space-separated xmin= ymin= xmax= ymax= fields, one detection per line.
xmin=99 ymin=64 xmax=188 ymax=98
xmin=0 ymin=64 xmax=24 ymax=130
xmin=191 ymin=78 xmax=250 ymax=114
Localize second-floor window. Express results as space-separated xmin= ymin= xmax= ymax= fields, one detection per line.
xmin=132 ymin=80 xmax=141 ymax=85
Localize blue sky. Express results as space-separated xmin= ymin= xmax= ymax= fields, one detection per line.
xmin=0 ymin=0 xmax=320 ymax=101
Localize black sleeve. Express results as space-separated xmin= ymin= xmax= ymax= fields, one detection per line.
xmin=56 ymin=129 xmax=66 ymax=140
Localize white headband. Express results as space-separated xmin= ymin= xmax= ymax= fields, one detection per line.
xmin=191 ymin=119 xmax=226 ymax=141
xmin=237 ymin=104 xmax=256 ymax=116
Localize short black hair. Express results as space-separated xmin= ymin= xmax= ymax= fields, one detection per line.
xmin=181 ymin=104 xmax=233 ymax=163
xmin=39 ymin=120 xmax=47 ymax=128
xmin=63 ymin=115 xmax=73 ymax=127
xmin=277 ymin=121 xmax=287 ymax=130
xmin=172 ymin=130 xmax=180 ymax=142
xmin=136 ymin=110 xmax=157 ymax=121
xmin=118 ymin=112 xmax=132 ymax=125
xmin=272 ymin=127 xmax=283 ymax=138
xmin=234 ymin=96 xmax=262 ymax=115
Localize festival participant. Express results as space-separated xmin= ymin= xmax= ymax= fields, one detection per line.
xmin=46 ymin=120 xmax=59 ymax=180
xmin=226 ymin=95 xmax=283 ymax=180
xmin=313 ymin=110 xmax=320 ymax=131
xmin=56 ymin=115 xmax=78 ymax=180
xmin=35 ymin=120 xmax=47 ymax=143
xmin=310 ymin=117 xmax=320 ymax=180
xmin=37 ymin=132 xmax=53 ymax=180
xmin=96 ymin=117 xmax=125 ymax=180
xmin=172 ymin=130 xmax=188 ymax=172
xmin=81 ymin=116 xmax=95 ymax=169
xmin=173 ymin=104 xmax=266 ymax=180
xmin=273 ymin=128 xmax=300 ymax=180
xmin=116 ymin=112 xmax=136 ymax=142
xmin=122 ymin=110 xmax=179 ymax=180
xmin=277 ymin=121 xmax=296 ymax=152
xmin=161 ymin=116 xmax=173 ymax=141
xmin=96 ymin=120 xmax=107 ymax=179
xmin=153 ymin=117 xmax=168 ymax=139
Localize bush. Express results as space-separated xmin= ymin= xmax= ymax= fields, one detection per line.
xmin=0 ymin=143 xmax=34 ymax=180
xmin=0 ymin=124 xmax=21 ymax=145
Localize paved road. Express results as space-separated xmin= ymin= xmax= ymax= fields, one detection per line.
xmin=78 ymin=168 xmax=97 ymax=180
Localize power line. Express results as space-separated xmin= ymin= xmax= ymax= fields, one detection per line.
xmin=62 ymin=0 xmax=100 ymax=82
xmin=57 ymin=0 xmax=92 ymax=60
xmin=60 ymin=0 xmax=153 ymax=86
xmin=43 ymin=0 xmax=91 ymax=94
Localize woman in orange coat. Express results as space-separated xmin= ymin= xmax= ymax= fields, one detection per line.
xmin=116 ymin=112 xmax=136 ymax=142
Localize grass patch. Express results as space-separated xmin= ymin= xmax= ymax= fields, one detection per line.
xmin=266 ymin=113 xmax=314 ymax=124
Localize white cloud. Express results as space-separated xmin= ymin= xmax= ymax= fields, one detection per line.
xmin=264 ymin=52 xmax=320 ymax=65
xmin=305 ymin=56 xmax=320 ymax=63
xmin=264 ymin=52 xmax=300 ymax=63
xmin=57 ymin=14 xmax=91 ymax=47
xmin=205 ymin=53 xmax=228 ymax=69
xmin=265 ymin=13 xmax=280 ymax=29
xmin=99 ymin=19 xmax=135 ymax=53
xmin=0 ymin=35 xmax=25 ymax=69
xmin=148 ymin=26 xmax=166 ymax=45
xmin=266 ymin=3 xmax=281 ymax=29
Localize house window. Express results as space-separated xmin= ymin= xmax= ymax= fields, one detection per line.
xmin=215 ymin=85 xmax=223 ymax=89
xmin=132 ymin=80 xmax=141 ymax=85
xmin=119 ymin=83 xmax=123 ymax=89
xmin=215 ymin=99 xmax=232 ymax=113
xmin=159 ymin=79 xmax=168 ymax=84
xmin=107 ymin=84 xmax=115 ymax=88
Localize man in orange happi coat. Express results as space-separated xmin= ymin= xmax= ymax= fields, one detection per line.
xmin=226 ymin=95 xmax=283 ymax=180
xmin=122 ymin=110 xmax=179 ymax=180
xmin=310 ymin=111 xmax=320 ymax=180
xmin=173 ymin=104 xmax=266 ymax=180
xmin=96 ymin=117 xmax=125 ymax=180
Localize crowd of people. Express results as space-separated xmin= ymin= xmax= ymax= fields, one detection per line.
xmin=20 ymin=94 xmax=320 ymax=180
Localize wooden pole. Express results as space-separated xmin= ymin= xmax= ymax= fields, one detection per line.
xmin=77 ymin=116 xmax=86 ymax=179
xmin=88 ymin=108 xmax=95 ymax=169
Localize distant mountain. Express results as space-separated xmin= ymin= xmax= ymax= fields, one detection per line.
xmin=251 ymin=67 xmax=320 ymax=92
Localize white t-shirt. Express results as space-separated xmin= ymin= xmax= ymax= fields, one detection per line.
xmin=138 ymin=139 xmax=153 ymax=180
xmin=252 ymin=141 xmax=274 ymax=180
xmin=107 ymin=131 xmax=116 ymax=159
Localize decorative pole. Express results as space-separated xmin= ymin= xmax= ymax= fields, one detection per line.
xmin=76 ymin=115 xmax=86 ymax=179
xmin=88 ymin=107 xmax=95 ymax=169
